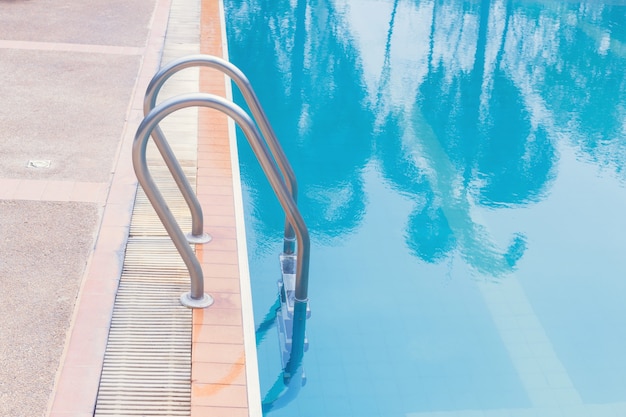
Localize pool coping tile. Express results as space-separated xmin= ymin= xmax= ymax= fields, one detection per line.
xmin=189 ymin=4 xmax=262 ymax=414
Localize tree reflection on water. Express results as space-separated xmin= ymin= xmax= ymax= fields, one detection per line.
xmin=226 ymin=0 xmax=626 ymax=276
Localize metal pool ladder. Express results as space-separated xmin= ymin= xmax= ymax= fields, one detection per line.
xmin=133 ymin=54 xmax=311 ymax=374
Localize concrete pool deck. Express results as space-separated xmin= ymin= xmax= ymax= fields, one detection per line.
xmin=0 ymin=0 xmax=260 ymax=416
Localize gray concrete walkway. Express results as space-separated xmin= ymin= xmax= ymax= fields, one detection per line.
xmin=0 ymin=1 xmax=161 ymax=415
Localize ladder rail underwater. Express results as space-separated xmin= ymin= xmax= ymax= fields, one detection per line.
xmin=135 ymin=56 xmax=311 ymax=404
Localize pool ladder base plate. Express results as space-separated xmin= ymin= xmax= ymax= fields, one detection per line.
xmin=180 ymin=292 xmax=214 ymax=308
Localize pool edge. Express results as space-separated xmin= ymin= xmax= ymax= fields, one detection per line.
xmin=218 ymin=0 xmax=264 ymax=415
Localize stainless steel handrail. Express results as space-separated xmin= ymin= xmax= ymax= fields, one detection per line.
xmin=144 ymin=54 xmax=298 ymax=254
xmin=134 ymin=92 xmax=311 ymax=307
xmin=133 ymin=102 xmax=214 ymax=309
xmin=141 ymin=70 xmax=210 ymax=245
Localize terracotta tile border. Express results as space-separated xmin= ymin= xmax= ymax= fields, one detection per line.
xmin=190 ymin=0 xmax=262 ymax=416
xmin=45 ymin=0 xmax=173 ymax=415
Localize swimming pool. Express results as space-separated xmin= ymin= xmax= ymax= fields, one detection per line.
xmin=224 ymin=0 xmax=626 ymax=415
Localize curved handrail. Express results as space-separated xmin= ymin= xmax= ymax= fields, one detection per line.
xmin=144 ymin=54 xmax=298 ymax=254
xmin=141 ymin=74 xmax=208 ymax=244
xmin=133 ymin=107 xmax=214 ymax=308
xmin=135 ymin=92 xmax=311 ymax=305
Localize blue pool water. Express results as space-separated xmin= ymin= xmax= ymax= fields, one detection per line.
xmin=224 ymin=0 xmax=626 ymax=415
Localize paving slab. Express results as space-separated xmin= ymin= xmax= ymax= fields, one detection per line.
xmin=0 ymin=200 xmax=99 ymax=417
xmin=0 ymin=0 xmax=161 ymax=415
xmin=0 ymin=49 xmax=140 ymax=182
xmin=0 ymin=0 xmax=154 ymax=46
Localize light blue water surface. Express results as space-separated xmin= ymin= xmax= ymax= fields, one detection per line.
xmin=224 ymin=0 xmax=626 ymax=415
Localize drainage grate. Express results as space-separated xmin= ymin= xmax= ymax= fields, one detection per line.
xmin=94 ymin=237 xmax=193 ymax=417
xmin=129 ymin=166 xmax=195 ymax=237
xmin=94 ymin=161 xmax=197 ymax=415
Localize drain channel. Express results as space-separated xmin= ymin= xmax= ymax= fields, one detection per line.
xmin=94 ymin=165 xmax=196 ymax=416
xmin=94 ymin=246 xmax=192 ymax=415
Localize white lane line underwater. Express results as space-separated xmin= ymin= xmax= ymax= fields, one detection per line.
xmin=399 ymin=97 xmax=622 ymax=416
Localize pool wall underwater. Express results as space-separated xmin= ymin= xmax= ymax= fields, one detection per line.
xmin=224 ymin=0 xmax=626 ymax=415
